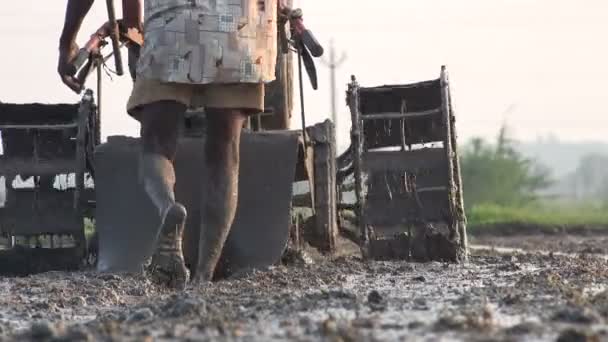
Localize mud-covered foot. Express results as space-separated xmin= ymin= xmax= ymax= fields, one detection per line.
xmin=149 ymin=203 xmax=190 ymax=290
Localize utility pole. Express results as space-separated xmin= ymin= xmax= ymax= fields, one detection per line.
xmin=321 ymin=40 xmax=347 ymax=134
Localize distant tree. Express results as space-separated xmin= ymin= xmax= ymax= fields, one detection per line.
xmin=460 ymin=124 xmax=553 ymax=210
xmin=573 ymin=153 xmax=608 ymax=201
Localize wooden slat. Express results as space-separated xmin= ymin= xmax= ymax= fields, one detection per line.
xmin=0 ymin=123 xmax=78 ymax=130
xmin=363 ymin=189 xmax=451 ymax=226
xmin=362 ymin=147 xmax=446 ymax=173
xmin=361 ymin=108 xmax=441 ymax=121
xmin=0 ymin=158 xmax=77 ymax=175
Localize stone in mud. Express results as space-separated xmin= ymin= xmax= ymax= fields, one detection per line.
xmin=413 ymin=297 xmax=429 ymax=310
xmin=505 ymin=321 xmax=544 ymax=336
xmin=556 ymin=328 xmax=600 ymax=342
xmin=351 ymin=317 xmax=376 ymax=329
xmin=226 ymin=267 xmax=265 ymax=280
xmin=367 ymin=290 xmax=386 ymax=311
xmin=552 ymin=307 xmax=602 ymax=324
xmin=127 ymin=307 xmax=155 ymax=322
xmin=29 ymin=321 xmax=62 ymax=340
xmin=501 ymin=292 xmax=522 ymax=306
xmin=281 ymin=248 xmax=314 ymax=266
xmin=412 ymin=275 xmax=426 ymax=282
xmin=85 ymin=296 xmax=99 ymax=306
xmin=320 ymin=318 xmax=338 ymax=335
xmin=163 ymin=295 xmax=206 ymax=318
xmin=54 ymin=326 xmax=93 ymax=342
xmin=434 ymin=315 xmax=468 ymax=331
xmin=332 ymin=289 xmax=357 ymax=300
xmin=69 ymin=296 xmax=87 ymax=307
xmin=407 ymin=321 xmax=425 ymax=330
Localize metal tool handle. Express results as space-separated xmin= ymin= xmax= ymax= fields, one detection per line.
xmin=106 ymin=0 xmax=124 ymax=76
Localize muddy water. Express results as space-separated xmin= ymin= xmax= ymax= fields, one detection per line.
xmin=1 ymin=236 xmax=607 ymax=341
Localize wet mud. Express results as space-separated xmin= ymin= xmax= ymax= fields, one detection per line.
xmin=1 ymin=235 xmax=607 ymax=341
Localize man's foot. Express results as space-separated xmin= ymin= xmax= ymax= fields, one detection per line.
xmin=149 ymin=203 xmax=190 ymax=290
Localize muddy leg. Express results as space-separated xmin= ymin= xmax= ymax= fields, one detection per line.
xmin=139 ymin=100 xmax=190 ymax=290
xmin=194 ymin=108 xmax=247 ymax=282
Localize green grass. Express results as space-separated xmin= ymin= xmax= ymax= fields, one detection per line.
xmin=467 ymin=202 xmax=608 ymax=232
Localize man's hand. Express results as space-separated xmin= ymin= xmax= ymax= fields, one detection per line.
xmin=58 ymin=0 xmax=96 ymax=93
xmin=58 ymin=43 xmax=84 ymax=94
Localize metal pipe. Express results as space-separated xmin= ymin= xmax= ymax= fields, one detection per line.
xmin=106 ymin=0 xmax=124 ymax=76
xmin=297 ymin=48 xmax=308 ymax=149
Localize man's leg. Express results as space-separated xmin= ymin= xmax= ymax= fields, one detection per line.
xmin=139 ymin=100 xmax=189 ymax=289
xmin=194 ymin=108 xmax=247 ymax=282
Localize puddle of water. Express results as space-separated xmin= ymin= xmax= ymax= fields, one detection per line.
xmin=471 ymin=244 xmax=608 ymax=261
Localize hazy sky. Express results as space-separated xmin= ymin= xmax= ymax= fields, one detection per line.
xmin=1 ymin=1 xmax=607 ymax=151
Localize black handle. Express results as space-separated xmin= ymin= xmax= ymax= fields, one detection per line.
xmin=76 ymin=59 xmax=94 ymax=86
xmin=68 ymin=49 xmax=91 ymax=76
xmin=301 ymin=29 xmax=324 ymax=58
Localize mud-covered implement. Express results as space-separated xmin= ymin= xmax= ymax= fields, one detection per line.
xmin=342 ymin=66 xmax=467 ymax=262
xmin=95 ymin=130 xmax=300 ymax=277
xmin=94 ymin=111 xmax=338 ymax=278
xmin=0 ymin=91 xmax=99 ymax=275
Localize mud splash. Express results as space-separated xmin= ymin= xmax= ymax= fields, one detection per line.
xmin=1 ymin=236 xmax=607 ymax=341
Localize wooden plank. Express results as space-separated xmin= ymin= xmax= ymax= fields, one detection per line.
xmin=0 ymin=158 xmax=77 ymax=175
xmin=361 ymin=108 xmax=441 ymax=120
xmin=309 ymin=120 xmax=338 ymax=253
xmin=366 ymin=169 xmax=448 ymax=194
xmin=0 ymin=123 xmax=78 ymax=130
xmin=362 ymin=147 xmax=446 ymax=173
xmin=362 ymin=119 xmax=445 ymax=147
xmin=363 ymin=189 xmax=451 ymax=226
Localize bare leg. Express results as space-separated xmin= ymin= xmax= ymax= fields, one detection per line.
xmin=194 ymin=108 xmax=247 ymax=282
xmin=139 ymin=100 xmax=189 ymax=289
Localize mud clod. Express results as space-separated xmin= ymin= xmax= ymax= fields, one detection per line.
xmin=57 ymin=326 xmax=93 ymax=342
xmin=367 ymin=290 xmax=386 ymax=311
xmin=407 ymin=321 xmax=425 ymax=330
xmin=127 ymin=307 xmax=155 ymax=322
xmin=69 ymin=297 xmax=86 ymax=307
xmin=552 ymin=307 xmax=603 ymax=324
xmin=29 ymin=321 xmax=62 ymax=340
xmin=413 ymin=297 xmax=428 ymax=310
xmin=556 ymin=328 xmax=600 ymax=342
xmin=506 ymin=321 xmax=544 ymax=336
xmin=412 ymin=275 xmax=426 ymax=282
xmin=162 ymin=295 xmax=205 ymax=318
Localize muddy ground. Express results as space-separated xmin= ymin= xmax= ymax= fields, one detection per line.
xmin=1 ymin=232 xmax=608 ymax=342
